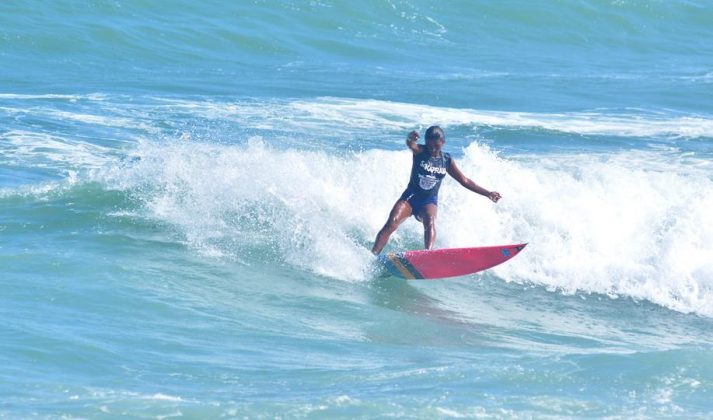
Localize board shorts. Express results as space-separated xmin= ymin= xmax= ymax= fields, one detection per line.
xmin=400 ymin=190 xmax=438 ymax=222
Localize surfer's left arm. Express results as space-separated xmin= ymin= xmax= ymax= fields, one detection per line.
xmin=447 ymin=160 xmax=501 ymax=203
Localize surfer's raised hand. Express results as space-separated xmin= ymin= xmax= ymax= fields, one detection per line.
xmin=488 ymin=191 xmax=502 ymax=203
xmin=406 ymin=130 xmax=419 ymax=143
xmin=406 ymin=130 xmax=422 ymax=154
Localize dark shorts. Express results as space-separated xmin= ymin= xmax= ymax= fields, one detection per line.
xmin=400 ymin=191 xmax=438 ymax=222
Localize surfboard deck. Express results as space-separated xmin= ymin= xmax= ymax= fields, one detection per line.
xmin=378 ymin=243 xmax=527 ymax=280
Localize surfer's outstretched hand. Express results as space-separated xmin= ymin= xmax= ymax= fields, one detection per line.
xmin=488 ymin=191 xmax=502 ymax=203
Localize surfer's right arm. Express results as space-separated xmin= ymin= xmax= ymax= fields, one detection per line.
xmin=406 ymin=130 xmax=423 ymax=154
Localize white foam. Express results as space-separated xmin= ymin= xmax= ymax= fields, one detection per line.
xmin=455 ymin=144 xmax=713 ymax=317
xmin=7 ymin=94 xmax=709 ymax=140
xmin=44 ymin=109 xmax=151 ymax=130
xmin=0 ymin=93 xmax=107 ymax=101
xmin=123 ymin=96 xmax=713 ymax=139
xmin=1 ymin=95 xmax=157 ymax=134
xmin=95 ymin=137 xmax=713 ymax=317
xmin=287 ymin=98 xmax=713 ymax=138
xmin=148 ymin=393 xmax=183 ymax=402
xmin=1 ymin=130 xmax=117 ymax=170
xmin=96 ymin=138 xmax=388 ymax=281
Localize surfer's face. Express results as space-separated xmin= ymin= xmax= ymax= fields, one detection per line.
xmin=426 ymin=137 xmax=444 ymax=154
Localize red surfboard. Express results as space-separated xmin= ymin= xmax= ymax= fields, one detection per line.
xmin=379 ymin=243 xmax=527 ymax=280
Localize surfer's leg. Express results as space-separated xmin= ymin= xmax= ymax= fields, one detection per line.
xmin=371 ymin=200 xmax=412 ymax=255
xmin=421 ymin=204 xmax=438 ymax=250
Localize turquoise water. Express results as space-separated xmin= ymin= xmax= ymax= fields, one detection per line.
xmin=2 ymin=0 xmax=713 ymax=417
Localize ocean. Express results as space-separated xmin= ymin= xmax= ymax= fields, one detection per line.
xmin=2 ymin=0 xmax=713 ymax=417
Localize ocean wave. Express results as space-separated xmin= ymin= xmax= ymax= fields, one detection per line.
xmin=4 ymin=94 xmax=712 ymax=141
xmin=138 ymin=96 xmax=713 ymax=139
xmin=287 ymin=98 xmax=713 ymax=139
xmin=88 ymin=138 xmax=713 ymax=317
xmin=0 ymin=130 xmax=118 ymax=170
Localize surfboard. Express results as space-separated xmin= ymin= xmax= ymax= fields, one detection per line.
xmin=378 ymin=243 xmax=527 ymax=280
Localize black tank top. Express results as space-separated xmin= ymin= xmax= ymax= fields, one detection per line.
xmin=405 ymin=148 xmax=452 ymax=198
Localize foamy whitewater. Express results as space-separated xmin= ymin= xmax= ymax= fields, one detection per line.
xmin=2 ymin=1 xmax=713 ymax=417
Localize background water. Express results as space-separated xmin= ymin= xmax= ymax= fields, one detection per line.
xmin=2 ymin=0 xmax=713 ymax=417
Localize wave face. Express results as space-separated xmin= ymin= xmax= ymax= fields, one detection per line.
xmin=2 ymin=1 xmax=713 ymax=417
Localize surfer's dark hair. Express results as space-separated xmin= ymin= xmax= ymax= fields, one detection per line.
xmin=425 ymin=126 xmax=445 ymax=141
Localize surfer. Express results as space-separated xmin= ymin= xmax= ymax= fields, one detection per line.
xmin=371 ymin=126 xmax=501 ymax=255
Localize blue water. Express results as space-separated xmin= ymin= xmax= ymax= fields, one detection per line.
xmin=2 ymin=0 xmax=713 ymax=417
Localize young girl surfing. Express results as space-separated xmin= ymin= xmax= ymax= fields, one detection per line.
xmin=371 ymin=126 xmax=501 ymax=255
